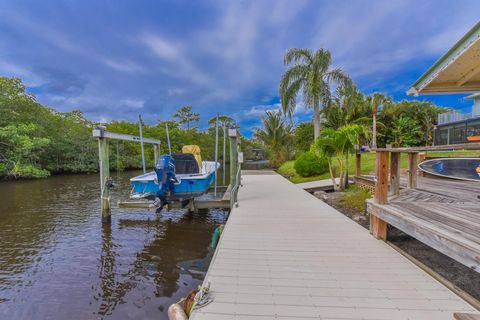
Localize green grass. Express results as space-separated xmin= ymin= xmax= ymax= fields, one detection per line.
xmin=278 ymin=150 xmax=480 ymax=184
xmin=336 ymin=185 xmax=372 ymax=214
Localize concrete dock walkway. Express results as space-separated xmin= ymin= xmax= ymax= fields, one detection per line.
xmin=191 ymin=172 xmax=477 ymax=319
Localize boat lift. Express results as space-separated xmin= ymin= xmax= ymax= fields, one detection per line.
xmin=93 ymin=123 xmax=242 ymax=224
xmin=93 ymin=125 xmax=161 ymax=223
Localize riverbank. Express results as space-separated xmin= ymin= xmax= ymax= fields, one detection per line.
xmin=317 ymin=186 xmax=480 ymax=302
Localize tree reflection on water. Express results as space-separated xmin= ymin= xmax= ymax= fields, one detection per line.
xmin=96 ymin=210 xmax=223 ymax=318
xmin=0 ymin=172 xmax=226 ymax=320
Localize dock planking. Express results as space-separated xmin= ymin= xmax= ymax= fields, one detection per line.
xmin=191 ymin=172 xmax=477 ymax=319
xmin=368 ymin=174 xmax=480 ymax=271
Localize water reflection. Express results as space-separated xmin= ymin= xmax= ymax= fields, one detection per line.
xmin=0 ymin=171 xmax=227 ymax=319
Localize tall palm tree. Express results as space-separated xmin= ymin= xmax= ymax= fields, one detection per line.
xmin=254 ymin=111 xmax=293 ymax=167
xmin=279 ymin=48 xmax=351 ymax=139
xmin=367 ymin=93 xmax=391 ymax=149
xmin=322 ymin=83 xmax=370 ymax=130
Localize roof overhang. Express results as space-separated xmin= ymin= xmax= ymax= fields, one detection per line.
xmin=407 ymin=21 xmax=480 ymax=96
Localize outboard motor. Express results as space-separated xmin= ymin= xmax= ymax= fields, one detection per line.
xmin=154 ymin=155 xmax=176 ymax=208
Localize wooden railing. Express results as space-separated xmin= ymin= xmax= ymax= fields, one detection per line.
xmin=360 ymin=143 xmax=480 ymax=240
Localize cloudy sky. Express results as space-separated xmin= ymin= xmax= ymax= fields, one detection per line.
xmin=0 ymin=0 xmax=479 ymax=135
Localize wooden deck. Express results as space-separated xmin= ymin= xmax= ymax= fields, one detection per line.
xmin=191 ymin=172 xmax=477 ymax=319
xmin=296 ymin=178 xmax=341 ymax=192
xmin=368 ymin=175 xmax=480 ymax=271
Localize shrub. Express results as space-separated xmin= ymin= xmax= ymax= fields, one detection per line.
xmin=294 ymin=151 xmax=329 ymax=177
xmin=337 ymin=185 xmax=372 ymax=214
xmin=294 ymin=122 xmax=314 ymax=155
xmin=10 ymin=164 xmax=50 ymax=179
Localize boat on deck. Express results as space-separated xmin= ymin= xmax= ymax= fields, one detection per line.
xmin=130 ymin=145 xmax=219 ymax=204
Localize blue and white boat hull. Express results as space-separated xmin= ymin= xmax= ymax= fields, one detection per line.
xmin=130 ymin=161 xmax=219 ymax=199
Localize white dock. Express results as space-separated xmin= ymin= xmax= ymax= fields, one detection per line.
xmin=191 ymin=172 xmax=477 ymax=320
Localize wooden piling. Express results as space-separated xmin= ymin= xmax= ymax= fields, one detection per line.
xmin=407 ymin=152 xmax=418 ymax=189
xmin=355 ymin=153 xmax=361 ymax=177
xmin=390 ymin=152 xmax=400 ymax=196
xmin=371 ymin=151 xmax=388 ymax=240
xmin=418 ymin=152 xmax=426 ymax=177
xmin=93 ymin=127 xmax=161 ymax=223
xmin=229 ymin=128 xmax=238 ymax=191
xmin=98 ymin=137 xmax=111 ymax=222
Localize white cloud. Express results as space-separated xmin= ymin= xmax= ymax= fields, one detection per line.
xmin=244 ymin=103 xmax=281 ymax=117
xmin=0 ymin=60 xmax=46 ymax=87
xmin=103 ymin=58 xmax=146 ymax=73
xmin=141 ymin=34 xmax=181 ymax=61
xmin=2 ymin=0 xmax=480 ymax=135
xmin=121 ymin=99 xmax=144 ymax=109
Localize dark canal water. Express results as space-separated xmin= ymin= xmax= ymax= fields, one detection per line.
xmin=0 ymin=170 xmax=228 ymax=319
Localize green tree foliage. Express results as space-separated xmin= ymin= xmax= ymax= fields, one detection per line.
xmin=313 ymin=124 xmax=367 ymax=190
xmin=0 ymin=77 xmax=100 ymax=178
xmin=173 ymin=105 xmax=200 ymax=129
xmin=293 ymin=122 xmax=314 ymax=155
xmin=366 ymin=93 xmax=391 ymax=149
xmin=254 ymin=111 xmax=294 ymax=167
xmin=390 ymin=117 xmax=423 ymax=147
xmin=207 ymin=115 xmax=236 ymax=129
xmin=377 ymin=100 xmax=443 ymax=147
xmin=294 ymin=151 xmax=329 ymax=177
xmin=320 ymin=81 xmax=443 ymax=148
xmin=280 ymin=48 xmax=351 ymax=139
xmin=0 ymin=76 xmax=261 ymax=180
xmin=322 ymin=84 xmax=370 ymax=130
xmin=0 ymin=123 xmax=50 ymax=178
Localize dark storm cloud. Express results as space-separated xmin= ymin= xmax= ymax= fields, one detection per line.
xmin=0 ymin=0 xmax=479 ymax=135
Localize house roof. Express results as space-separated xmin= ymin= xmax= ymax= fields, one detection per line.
xmin=465 ymin=93 xmax=480 ymax=100
xmin=407 ymin=21 xmax=480 ymax=96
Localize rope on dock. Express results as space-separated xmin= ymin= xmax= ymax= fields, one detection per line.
xmin=191 ymin=282 xmax=213 ymax=310
xmin=169 ymin=282 xmax=213 ymax=319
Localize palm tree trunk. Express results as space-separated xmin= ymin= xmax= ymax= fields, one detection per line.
xmin=338 ymin=158 xmax=346 ymax=191
xmin=313 ymin=101 xmax=321 ymax=140
xmin=372 ymin=109 xmax=377 ymax=149
xmin=345 ymin=152 xmax=349 ymax=188
xmin=328 ymin=161 xmax=338 ymax=190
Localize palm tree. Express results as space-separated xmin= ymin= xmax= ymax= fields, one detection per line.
xmin=279 ymin=48 xmax=351 ymax=139
xmin=313 ymin=124 xmax=368 ymax=190
xmin=322 ymin=83 xmax=370 ymax=130
xmin=367 ymin=93 xmax=391 ymax=149
xmin=254 ymin=111 xmax=293 ymax=167
xmin=391 ymin=117 xmax=422 ymax=147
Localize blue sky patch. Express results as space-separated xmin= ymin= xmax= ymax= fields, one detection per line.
xmin=0 ymin=0 xmax=479 ymax=136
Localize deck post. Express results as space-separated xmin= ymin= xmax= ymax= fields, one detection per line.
xmin=418 ymin=152 xmax=426 ymax=177
xmin=229 ymin=128 xmax=238 ymax=193
xmin=355 ymin=153 xmax=361 ymax=176
xmin=98 ymin=135 xmax=111 ymax=223
xmin=390 ymin=152 xmax=400 ymax=196
xmin=153 ymin=144 xmax=160 ymax=165
xmin=408 ymin=152 xmax=418 ymax=189
xmin=371 ymin=151 xmax=389 ymax=240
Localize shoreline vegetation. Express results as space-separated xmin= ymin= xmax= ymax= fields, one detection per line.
xmin=0 ymin=77 xmax=262 ymax=180
xmin=0 ymin=47 xmax=473 ymax=185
